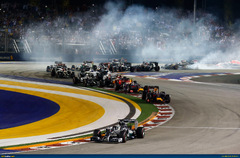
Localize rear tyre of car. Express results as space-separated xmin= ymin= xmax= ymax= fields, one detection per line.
xmin=142 ymin=91 xmax=147 ymax=100
xmin=96 ymin=81 xmax=101 ymax=87
xmin=51 ymin=69 xmax=56 ymax=77
xmin=173 ymin=65 xmax=179 ymax=70
xmin=130 ymin=67 xmax=135 ymax=72
xmin=155 ymin=66 xmax=160 ymax=71
xmin=114 ymin=83 xmax=119 ymax=91
xmin=73 ymin=77 xmax=79 ymax=84
xmin=119 ymin=130 xmax=127 ymax=143
xmin=136 ymin=127 xmax=145 ymax=138
xmin=46 ymin=66 xmax=50 ymax=72
xmin=165 ymin=94 xmax=171 ymax=104
xmin=83 ymin=79 xmax=88 ymax=87
xmin=93 ymin=129 xmax=101 ymax=137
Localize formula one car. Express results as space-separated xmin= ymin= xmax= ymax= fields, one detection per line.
xmin=90 ymin=119 xmax=145 ymax=143
xmin=78 ymin=61 xmax=97 ymax=72
xmin=126 ymin=80 xmax=143 ymax=93
xmin=163 ymin=63 xmax=179 ymax=70
xmin=142 ymin=86 xmax=170 ymax=104
xmin=50 ymin=62 xmax=73 ymax=78
xmin=113 ymin=75 xmax=132 ymax=91
xmin=73 ymin=70 xmax=99 ymax=87
xmin=163 ymin=60 xmax=198 ymax=70
xmin=130 ymin=61 xmax=160 ymax=72
xmin=46 ymin=61 xmax=63 ymax=72
xmin=96 ymin=69 xmax=117 ymax=87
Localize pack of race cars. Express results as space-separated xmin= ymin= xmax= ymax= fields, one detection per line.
xmin=46 ymin=59 xmax=171 ymax=105
xmin=46 ymin=60 xmax=161 ymax=79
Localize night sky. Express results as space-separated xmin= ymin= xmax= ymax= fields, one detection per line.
xmin=2 ymin=0 xmax=240 ymax=22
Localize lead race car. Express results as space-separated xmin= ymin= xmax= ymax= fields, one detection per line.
xmin=90 ymin=119 xmax=145 ymax=143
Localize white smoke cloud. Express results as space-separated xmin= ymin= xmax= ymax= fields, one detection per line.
xmin=22 ymin=1 xmax=240 ymax=69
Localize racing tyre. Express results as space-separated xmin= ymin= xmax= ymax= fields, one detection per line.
xmin=46 ymin=66 xmax=50 ymax=72
xmin=93 ymin=129 xmax=102 ymax=137
xmin=118 ymin=67 xmax=122 ymax=72
xmin=96 ymin=81 xmax=101 ymax=87
xmin=142 ymin=91 xmax=147 ymax=100
xmin=51 ymin=69 xmax=56 ymax=77
xmin=119 ymin=130 xmax=127 ymax=143
xmin=73 ymin=77 xmax=79 ymax=84
xmin=83 ymin=79 xmax=88 ymax=87
xmin=146 ymin=93 xmax=152 ymax=103
xmin=155 ymin=66 xmax=160 ymax=71
xmin=93 ymin=65 xmax=97 ymax=71
xmin=173 ymin=65 xmax=179 ymax=70
xmin=136 ymin=127 xmax=145 ymax=138
xmin=114 ymin=83 xmax=119 ymax=91
xmin=130 ymin=67 xmax=135 ymax=72
xmin=165 ymin=94 xmax=171 ymax=104
xmin=126 ymin=85 xmax=130 ymax=93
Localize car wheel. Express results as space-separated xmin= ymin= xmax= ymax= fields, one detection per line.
xmin=93 ymin=129 xmax=101 ymax=137
xmin=130 ymin=67 xmax=135 ymax=72
xmin=119 ymin=130 xmax=127 ymax=143
xmin=51 ymin=69 xmax=56 ymax=77
xmin=114 ymin=83 xmax=119 ymax=91
xmin=73 ymin=77 xmax=78 ymax=84
xmin=136 ymin=127 xmax=145 ymax=138
xmin=83 ymin=79 xmax=88 ymax=87
xmin=155 ymin=66 xmax=160 ymax=71
xmin=165 ymin=94 xmax=171 ymax=104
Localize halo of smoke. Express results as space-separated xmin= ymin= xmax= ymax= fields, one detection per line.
xmin=22 ymin=1 xmax=239 ymax=68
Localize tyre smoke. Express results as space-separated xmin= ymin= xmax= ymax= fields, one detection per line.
xmin=22 ymin=1 xmax=240 ymax=69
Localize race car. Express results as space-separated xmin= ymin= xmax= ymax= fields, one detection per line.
xmin=113 ymin=75 xmax=132 ymax=91
xmin=95 ymin=69 xmax=117 ymax=87
xmin=126 ymin=80 xmax=143 ymax=93
xmin=73 ymin=70 xmax=99 ymax=87
xmin=108 ymin=59 xmax=132 ymax=72
xmin=90 ymin=119 xmax=145 ymax=143
xmin=46 ymin=61 xmax=64 ymax=72
xmin=163 ymin=60 xmax=198 ymax=70
xmin=130 ymin=61 xmax=160 ymax=72
xmin=163 ymin=63 xmax=179 ymax=70
xmin=142 ymin=86 xmax=170 ymax=104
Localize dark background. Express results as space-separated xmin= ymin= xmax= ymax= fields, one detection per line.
xmin=1 ymin=0 xmax=239 ymax=24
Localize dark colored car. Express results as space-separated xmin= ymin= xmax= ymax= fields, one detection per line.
xmin=142 ymin=86 xmax=170 ymax=104
xmin=90 ymin=119 xmax=145 ymax=143
xmin=130 ymin=61 xmax=160 ymax=72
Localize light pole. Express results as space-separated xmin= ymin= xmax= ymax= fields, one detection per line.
xmin=194 ymin=0 xmax=197 ymax=24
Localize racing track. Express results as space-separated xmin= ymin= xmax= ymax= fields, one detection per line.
xmin=1 ymin=62 xmax=240 ymax=154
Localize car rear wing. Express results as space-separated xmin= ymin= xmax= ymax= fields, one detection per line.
xmin=119 ymin=119 xmax=138 ymax=129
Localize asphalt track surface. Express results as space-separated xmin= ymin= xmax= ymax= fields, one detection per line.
xmin=1 ymin=62 xmax=240 ymax=154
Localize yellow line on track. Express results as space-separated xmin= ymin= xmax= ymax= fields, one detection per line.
xmin=0 ymin=79 xmax=122 ymax=102
xmin=0 ymin=79 xmax=141 ymax=111
xmin=0 ymin=84 xmax=104 ymax=139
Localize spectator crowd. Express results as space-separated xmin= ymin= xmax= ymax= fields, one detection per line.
xmin=0 ymin=1 xmax=237 ymax=55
